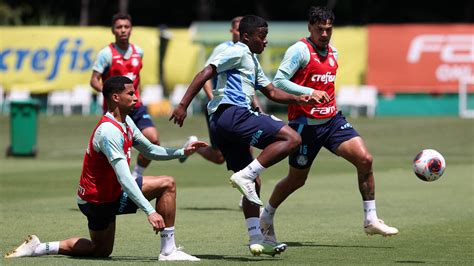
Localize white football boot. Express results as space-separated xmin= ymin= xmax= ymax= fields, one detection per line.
xmin=248 ymin=235 xmax=287 ymax=257
xmin=364 ymin=219 xmax=399 ymax=236
xmin=158 ymin=247 xmax=200 ymax=261
xmin=4 ymin=235 xmax=41 ymax=258
xmin=229 ymin=170 xmax=262 ymax=206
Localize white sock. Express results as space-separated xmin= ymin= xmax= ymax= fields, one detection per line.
xmin=160 ymin=227 xmax=176 ymax=255
xmin=33 ymin=241 xmax=59 ymax=256
xmin=261 ymin=203 xmax=276 ymax=225
xmin=132 ymin=165 xmax=145 ymax=178
xmin=241 ymin=159 xmax=265 ymax=180
xmin=246 ymin=217 xmax=262 ymax=240
xmin=363 ymin=200 xmax=378 ymax=224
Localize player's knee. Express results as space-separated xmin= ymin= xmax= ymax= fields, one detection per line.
xmin=149 ymin=137 xmax=160 ymax=145
xmin=288 ymin=173 xmax=307 ymax=189
xmin=287 ymin=133 xmax=302 ymax=152
xmin=160 ymin=176 xmax=176 ymax=192
xmin=359 ymin=153 xmax=373 ymax=169
xmin=92 ymin=246 xmax=113 ymax=258
xmin=213 ymin=155 xmax=225 ymax=164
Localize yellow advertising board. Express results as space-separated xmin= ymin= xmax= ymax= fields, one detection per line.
xmin=193 ymin=24 xmax=367 ymax=90
xmin=0 ymin=25 xmax=366 ymax=93
xmin=0 ymin=26 xmax=158 ymax=93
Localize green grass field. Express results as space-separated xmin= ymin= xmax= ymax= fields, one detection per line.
xmin=1 ymin=114 xmax=473 ymax=265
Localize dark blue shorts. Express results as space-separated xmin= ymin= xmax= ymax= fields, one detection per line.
xmin=204 ymin=107 xmax=219 ymax=149
xmin=209 ymin=105 xmax=285 ymax=172
xmin=289 ymin=112 xmax=359 ymax=169
xmin=78 ymin=176 xmax=143 ymax=231
xmin=130 ymin=105 xmax=155 ymax=131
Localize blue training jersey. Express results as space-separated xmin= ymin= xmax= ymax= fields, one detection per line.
xmin=207 ymin=42 xmax=271 ymax=114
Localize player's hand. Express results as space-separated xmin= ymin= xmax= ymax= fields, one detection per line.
xmin=147 ymin=212 xmax=165 ymax=234
xmin=297 ymin=95 xmax=316 ymax=105
xmin=311 ymin=90 xmax=331 ymax=103
xmin=169 ymin=105 xmax=187 ymax=127
xmin=184 ymin=141 xmax=209 ymax=156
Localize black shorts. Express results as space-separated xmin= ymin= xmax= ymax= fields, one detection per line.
xmin=78 ymin=176 xmax=143 ymax=231
xmin=209 ymin=105 xmax=285 ymax=172
xmin=129 ymin=105 xmax=155 ymax=131
xmin=289 ymin=112 xmax=360 ymax=169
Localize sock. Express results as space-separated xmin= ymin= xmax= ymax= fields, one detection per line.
xmin=241 ymin=159 xmax=265 ymax=180
xmin=132 ymin=165 xmax=145 ymax=179
xmin=33 ymin=241 xmax=59 ymax=256
xmin=261 ymin=203 xmax=276 ymax=225
xmin=363 ymin=200 xmax=378 ymax=224
xmin=160 ymin=227 xmax=176 ymax=255
xmin=246 ymin=217 xmax=262 ymax=241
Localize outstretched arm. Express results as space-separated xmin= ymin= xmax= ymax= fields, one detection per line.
xmin=169 ymin=64 xmax=216 ymax=127
xmin=134 ymin=133 xmax=207 ymax=160
xmin=260 ymin=83 xmax=327 ymax=105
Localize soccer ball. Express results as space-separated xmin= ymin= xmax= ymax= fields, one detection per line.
xmin=412 ymin=149 xmax=446 ymax=182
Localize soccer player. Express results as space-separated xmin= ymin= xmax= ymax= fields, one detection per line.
xmin=259 ymin=6 xmax=398 ymax=244
xmin=5 ymin=76 xmax=207 ymax=261
xmin=181 ymin=16 xmax=264 ymax=165
xmin=90 ymin=13 xmax=161 ymax=179
xmin=170 ymin=15 xmax=328 ymax=256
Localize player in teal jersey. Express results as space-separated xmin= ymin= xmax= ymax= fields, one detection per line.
xmin=5 ymin=76 xmax=206 ymax=261
xmin=170 ymin=15 xmax=328 ymax=256
xmin=259 ymin=6 xmax=398 ymax=245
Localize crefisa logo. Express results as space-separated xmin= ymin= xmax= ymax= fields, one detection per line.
xmin=0 ymin=38 xmax=94 ymax=81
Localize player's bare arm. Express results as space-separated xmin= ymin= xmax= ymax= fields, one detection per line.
xmin=169 ymin=64 xmax=217 ymax=127
xmin=90 ymin=71 xmax=103 ymax=92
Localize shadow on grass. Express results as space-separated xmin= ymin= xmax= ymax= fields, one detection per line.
xmin=286 ymin=242 xmax=394 ymax=249
xmin=180 ymin=207 xmax=240 ymax=212
xmin=60 ymin=254 xmax=279 ymax=262
xmin=395 ymin=261 xmax=426 ymax=264
xmin=195 ymin=254 xmax=281 ymax=262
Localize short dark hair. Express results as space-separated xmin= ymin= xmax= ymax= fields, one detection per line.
xmin=308 ymin=6 xmax=335 ymax=25
xmin=111 ymin=13 xmax=132 ymax=27
xmin=239 ymin=15 xmax=268 ymax=36
xmin=102 ymin=76 xmax=133 ymax=99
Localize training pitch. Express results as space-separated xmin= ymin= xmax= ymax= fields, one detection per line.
xmin=1 ymin=114 xmax=473 ymax=265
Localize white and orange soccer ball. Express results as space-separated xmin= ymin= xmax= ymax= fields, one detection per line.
xmin=412 ymin=149 xmax=446 ymax=182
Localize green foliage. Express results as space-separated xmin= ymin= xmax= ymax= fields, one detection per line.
xmin=0 ymin=114 xmax=473 ymax=265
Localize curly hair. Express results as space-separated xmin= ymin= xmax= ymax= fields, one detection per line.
xmin=308 ymin=6 xmax=335 ymax=25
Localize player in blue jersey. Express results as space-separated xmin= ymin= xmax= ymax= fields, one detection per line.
xmin=5 ymin=76 xmax=206 ymax=261
xmin=170 ymin=15 xmax=328 ymax=256
xmin=181 ymin=16 xmax=263 ymax=165
xmin=259 ymin=6 xmax=398 ymax=245
xmin=180 ymin=16 xmax=243 ymax=164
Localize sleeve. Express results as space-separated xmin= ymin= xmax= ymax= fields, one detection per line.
xmin=273 ymin=42 xmax=313 ymax=95
xmin=205 ymin=42 xmax=227 ymax=66
xmin=111 ymin=159 xmax=155 ymax=215
xmin=94 ymin=123 xmax=156 ymax=215
xmin=255 ymin=57 xmax=271 ymax=89
xmin=127 ymin=117 xmax=185 ymax=160
xmin=92 ymin=47 xmax=112 ymax=74
xmin=330 ymin=44 xmax=338 ymax=61
xmin=135 ymin=45 xmax=144 ymax=58
xmin=210 ymin=47 xmax=242 ymax=74
xmin=93 ymin=123 xmax=126 ymax=162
